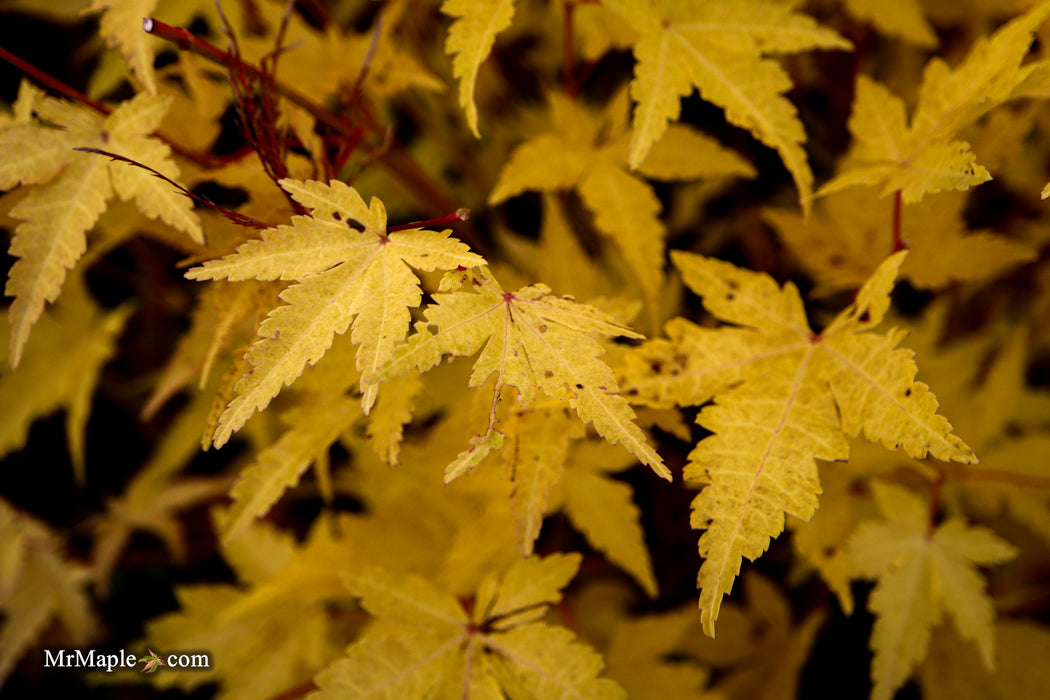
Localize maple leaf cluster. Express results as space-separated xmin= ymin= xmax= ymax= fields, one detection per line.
xmin=2 ymin=1 xmax=1050 ymax=699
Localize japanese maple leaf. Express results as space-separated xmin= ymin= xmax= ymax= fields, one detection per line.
xmin=819 ymin=2 xmax=1050 ymax=203
xmin=497 ymin=405 xmax=658 ymax=595
xmin=764 ymin=187 xmax=1036 ymax=296
xmin=375 ymin=266 xmax=668 ymax=482
xmin=848 ymin=483 xmax=1017 ymax=700
xmin=0 ymin=288 xmax=131 ymax=486
xmin=840 ymin=0 xmax=936 ymax=46
xmin=621 ymin=251 xmax=974 ymax=635
xmin=0 ymin=84 xmax=201 ymax=367
xmin=443 ymin=0 xmax=516 ymax=137
xmin=0 ymin=499 xmax=97 ymax=684
xmin=491 ymin=90 xmax=753 ymax=318
xmin=138 ymin=649 xmax=166 ymax=674
xmin=312 ymin=554 xmax=625 ymax=699
xmin=605 ymin=0 xmax=851 ymax=211
xmin=186 ymin=179 xmax=484 ymax=447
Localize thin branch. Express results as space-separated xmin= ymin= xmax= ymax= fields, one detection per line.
xmin=387 ymin=208 xmax=470 ymax=233
xmin=75 ymin=147 xmax=273 ymax=230
xmin=0 ymin=44 xmax=109 ymax=114
xmin=144 ymin=17 xmax=354 ymax=137
xmin=213 ymin=1 xmax=305 ymax=214
xmin=143 ymin=16 xmax=489 ymax=254
xmin=0 ymin=45 xmax=224 ymax=169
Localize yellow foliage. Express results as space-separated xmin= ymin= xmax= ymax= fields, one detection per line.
xmin=0 ymin=499 xmax=98 ymax=685
xmin=848 ymin=483 xmax=1017 ymax=700
xmin=0 ymin=85 xmax=199 ymax=366
xmin=3 ymin=1 xmax=1050 ymax=696
xmin=378 ymin=265 xmax=668 ymax=481
xmin=443 ymin=0 xmax=516 ymax=137
xmin=623 ymin=251 xmax=974 ymax=635
xmin=605 ymin=0 xmax=850 ymax=210
xmin=820 ymin=1 xmax=1050 ymax=203
xmin=88 ymin=0 xmax=160 ymax=94
xmin=765 ymin=188 xmax=1036 ymax=294
xmin=0 ymin=287 xmax=131 ymax=483
xmin=313 ymin=553 xmax=625 ymax=699
xmin=187 ymin=178 xmax=484 ymax=444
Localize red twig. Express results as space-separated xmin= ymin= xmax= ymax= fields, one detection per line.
xmin=0 ymin=45 xmax=225 ymax=169
xmin=387 ymin=208 xmax=470 ymax=233
xmin=144 ymin=16 xmax=488 ymax=253
xmin=211 ymin=2 xmax=306 ymax=214
xmin=0 ymin=44 xmax=109 ymax=114
xmin=75 ymin=147 xmax=273 ymax=230
xmin=144 ymin=17 xmax=354 ymax=137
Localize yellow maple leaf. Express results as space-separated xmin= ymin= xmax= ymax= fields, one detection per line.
xmin=559 ymin=441 xmax=659 ymax=597
xmin=842 ymin=0 xmax=937 ymax=46
xmin=139 ymin=491 xmax=461 ymax=697
xmin=0 ymin=287 xmax=132 ymax=485
xmin=621 ymin=251 xmax=974 ymax=635
xmin=493 ymin=90 xmax=753 ymax=323
xmin=501 ymin=405 xmax=583 ymax=556
xmin=764 ymin=188 xmax=1036 ymax=294
xmin=313 ymin=553 xmax=626 ymax=699
xmin=847 ymin=482 xmax=1017 ymax=700
xmin=0 ymin=86 xmax=201 ymax=367
xmin=222 ymin=394 xmax=362 ymax=543
xmin=443 ymin=0 xmax=516 ymax=137
xmin=820 ymin=1 xmax=1050 ymax=203
xmin=376 ymin=266 xmax=669 ymax=482
xmin=605 ymin=0 xmax=850 ymax=211
xmin=685 ymin=574 xmax=826 ymax=700
xmin=186 ymin=179 xmax=484 ymax=446
xmin=919 ymin=619 xmax=1050 ymax=700
xmin=495 ymin=401 xmax=658 ymax=595
xmin=87 ymin=0 xmax=160 ymax=94
xmin=139 ymin=515 xmax=357 ymax=698
xmin=603 ymin=607 xmax=714 ymax=700
xmin=0 ymin=499 xmax=98 ymax=685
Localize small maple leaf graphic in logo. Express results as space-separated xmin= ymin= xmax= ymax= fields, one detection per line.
xmin=138 ymin=649 xmax=165 ymax=674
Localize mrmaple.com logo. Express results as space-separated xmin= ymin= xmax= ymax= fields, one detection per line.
xmin=43 ymin=648 xmax=211 ymax=673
